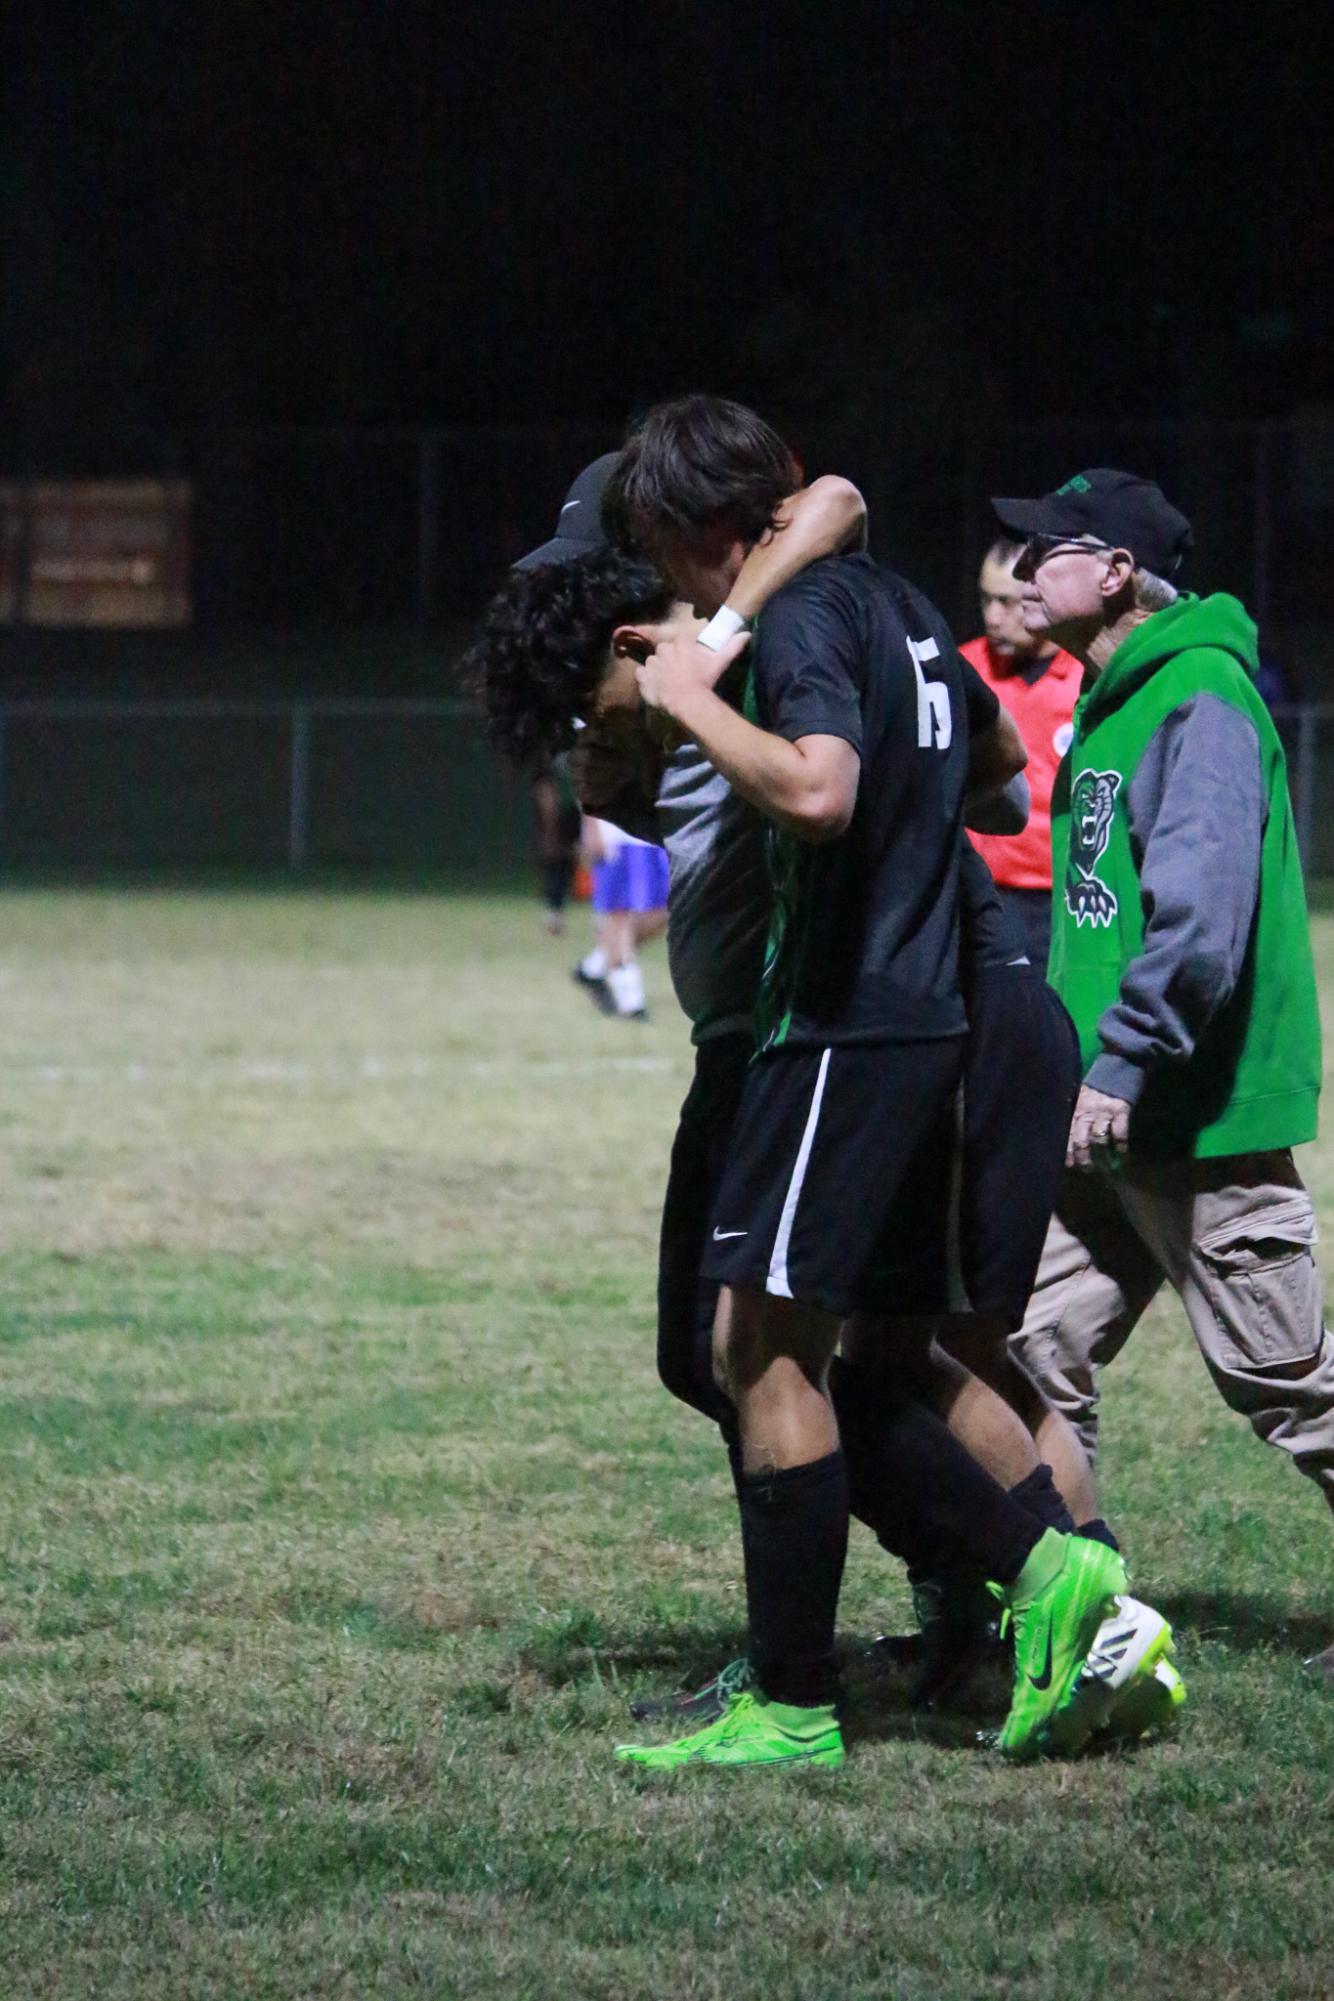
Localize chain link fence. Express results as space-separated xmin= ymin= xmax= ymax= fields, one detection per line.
xmin=1 ymin=415 xmax=1331 ymax=878
xmin=0 ymin=700 xmax=530 ymax=875
xmin=0 ymin=697 xmax=1331 ymax=881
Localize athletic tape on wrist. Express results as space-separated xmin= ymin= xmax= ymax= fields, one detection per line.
xmin=697 ymin=606 xmax=747 ymax=653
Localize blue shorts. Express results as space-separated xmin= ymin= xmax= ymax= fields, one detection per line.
xmin=592 ymin=842 xmax=670 ymax=914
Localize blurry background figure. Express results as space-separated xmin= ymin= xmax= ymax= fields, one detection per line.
xmin=1253 ymin=643 xmax=1291 ymax=709
xmin=574 ymin=817 xmax=669 ymax=1021
xmin=962 ymin=537 xmax=1081 ymax=973
xmin=530 ymin=754 xmax=582 ymax=935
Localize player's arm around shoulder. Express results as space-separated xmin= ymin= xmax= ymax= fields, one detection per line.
xmin=727 ymin=477 xmax=867 ymax=621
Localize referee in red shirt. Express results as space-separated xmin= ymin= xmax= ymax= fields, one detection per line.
xmin=962 ymin=536 xmax=1081 ymax=972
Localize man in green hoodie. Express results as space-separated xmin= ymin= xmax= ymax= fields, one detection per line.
xmin=994 ymin=470 xmax=1334 ymax=1680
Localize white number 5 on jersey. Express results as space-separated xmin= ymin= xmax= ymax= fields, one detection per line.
xmin=908 ymin=636 xmax=952 ymax=750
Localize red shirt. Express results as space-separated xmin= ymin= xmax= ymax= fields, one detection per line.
xmin=961 ymin=635 xmax=1081 ymax=891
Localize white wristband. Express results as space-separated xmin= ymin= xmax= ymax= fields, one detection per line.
xmin=697 ymin=605 xmax=747 ymax=653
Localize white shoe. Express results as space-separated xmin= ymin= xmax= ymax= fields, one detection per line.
xmin=607 ymin=962 xmax=647 ymax=1018
xmin=1098 ymin=1657 xmax=1187 ymax=1742
xmin=1046 ymin=1594 xmax=1176 ymax=1753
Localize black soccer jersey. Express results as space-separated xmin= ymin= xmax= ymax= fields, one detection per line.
xmin=952 ymin=660 xmax=1030 ymax=975
xmin=959 ymin=843 xmax=1029 ymax=980
xmin=746 ymin=552 xmax=971 ymax=1049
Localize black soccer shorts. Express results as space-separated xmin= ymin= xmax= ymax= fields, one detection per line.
xmin=699 ymin=1036 xmax=966 ymax=1319
xmin=957 ymin=962 xmax=1081 ymax=1327
xmin=656 ymin=1031 xmax=752 ymax=1422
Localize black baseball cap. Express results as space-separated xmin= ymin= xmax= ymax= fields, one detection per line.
xmin=992 ymin=468 xmax=1194 ymax=579
xmin=513 ymin=452 xmax=620 ymax=570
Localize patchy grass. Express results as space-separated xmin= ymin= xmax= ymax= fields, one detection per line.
xmin=1 ymin=887 xmax=1333 ymax=1999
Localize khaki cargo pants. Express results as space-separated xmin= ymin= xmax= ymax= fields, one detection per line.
xmin=1011 ymin=1148 xmax=1334 ymax=1502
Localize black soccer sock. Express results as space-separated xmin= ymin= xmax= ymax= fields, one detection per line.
xmin=828 ymin=1357 xmax=1045 ymax=1587
xmin=830 ymin=1360 xmax=956 ymax=1572
xmin=1008 ymin=1463 xmax=1077 ymax=1536
xmin=739 ymin=1450 xmax=848 ymax=1708
xmin=540 ymin=856 xmax=573 ymax=913
xmin=718 ymin=1407 xmax=746 ymax=1507
xmin=1077 ymin=1516 xmax=1120 ymax=1552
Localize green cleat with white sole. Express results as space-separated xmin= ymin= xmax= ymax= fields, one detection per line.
xmin=994 ymin=1530 xmax=1126 ymax=1759
xmin=615 ymin=1690 xmax=844 ymax=1771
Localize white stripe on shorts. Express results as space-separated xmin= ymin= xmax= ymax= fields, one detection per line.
xmin=766 ymin=1046 xmax=833 ymax=1299
xmin=945 ymin=1081 xmax=972 ymax=1314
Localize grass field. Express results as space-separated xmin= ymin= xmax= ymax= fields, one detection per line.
xmin=2 ymin=884 xmax=1334 ymax=2001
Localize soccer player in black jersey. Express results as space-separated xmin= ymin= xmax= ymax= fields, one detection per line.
xmin=469 ymin=437 xmax=1181 ymax=1759
xmin=605 ymin=398 xmax=1130 ymax=1768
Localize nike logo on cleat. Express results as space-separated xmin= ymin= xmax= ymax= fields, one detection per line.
xmin=1028 ymin=1625 xmax=1054 ymax=1690
xmin=712 ymin=1228 xmax=747 ymax=1240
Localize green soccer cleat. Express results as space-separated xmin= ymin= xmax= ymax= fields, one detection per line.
xmin=1046 ymin=1594 xmax=1178 ymax=1754
xmin=994 ymin=1530 xmax=1125 ymax=1759
xmin=615 ymin=1690 xmax=845 ymax=1771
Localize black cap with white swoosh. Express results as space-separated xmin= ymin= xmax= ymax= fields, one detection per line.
xmin=513 ymin=452 xmax=621 ymax=570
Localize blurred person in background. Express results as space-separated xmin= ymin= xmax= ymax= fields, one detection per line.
xmin=962 ymin=535 xmax=1081 ymax=972
xmin=1252 ymin=643 xmax=1291 ymax=709
xmin=530 ymin=755 xmax=581 ymax=935
xmin=575 ymin=813 xmax=669 ymax=1020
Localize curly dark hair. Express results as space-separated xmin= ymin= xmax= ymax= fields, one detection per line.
xmin=462 ymin=548 xmax=675 ymax=772
xmin=603 ymin=394 xmax=800 ymax=553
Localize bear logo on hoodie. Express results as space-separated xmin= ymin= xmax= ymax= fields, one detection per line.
xmin=1066 ymin=769 xmax=1122 ymax=927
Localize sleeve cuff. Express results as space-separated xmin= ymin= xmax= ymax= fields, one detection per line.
xmin=1085 ymin=1052 xmax=1150 ymax=1105
xmin=774 ymin=715 xmax=863 ymax=755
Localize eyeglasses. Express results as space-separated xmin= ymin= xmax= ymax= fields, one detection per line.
xmin=1024 ymin=540 xmax=1120 ymax=580
xmin=1013 ymin=536 xmax=1115 ymax=582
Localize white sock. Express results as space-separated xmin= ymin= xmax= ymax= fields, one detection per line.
xmin=580 ymin=946 xmax=608 ymax=980
xmin=607 ymin=962 xmax=645 ymax=1014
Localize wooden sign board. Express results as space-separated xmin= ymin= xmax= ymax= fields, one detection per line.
xmin=2 ymin=480 xmax=192 ymax=627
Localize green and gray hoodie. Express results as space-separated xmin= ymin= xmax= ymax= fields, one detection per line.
xmin=1049 ymin=591 xmax=1321 ymax=1160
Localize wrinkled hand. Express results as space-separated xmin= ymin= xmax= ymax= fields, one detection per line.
xmin=634 ymin=626 xmax=750 ymax=720
xmin=1067 ymin=1084 xmax=1132 ymax=1171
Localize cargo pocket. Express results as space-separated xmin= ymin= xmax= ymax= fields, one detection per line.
xmin=1196 ymin=1198 xmax=1323 ymax=1374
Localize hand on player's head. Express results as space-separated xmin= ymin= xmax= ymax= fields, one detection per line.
xmin=633 ymin=624 xmax=750 ymax=720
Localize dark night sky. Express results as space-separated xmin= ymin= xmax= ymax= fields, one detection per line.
xmin=2 ymin=1 xmax=1332 ymax=454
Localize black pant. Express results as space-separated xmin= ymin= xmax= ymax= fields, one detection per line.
xmin=656 ymin=1033 xmax=752 ymax=1425
xmin=958 ymin=964 xmax=1081 ymax=1327
xmin=997 ymin=887 xmax=1053 ymax=977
